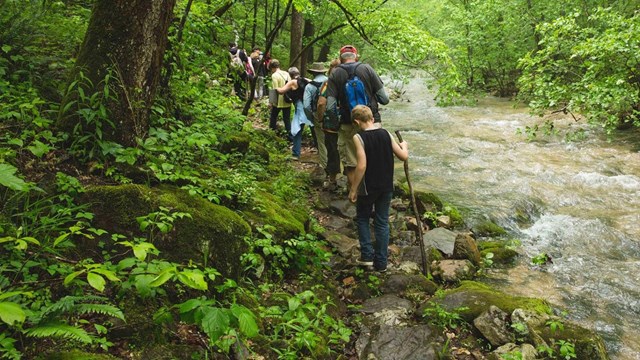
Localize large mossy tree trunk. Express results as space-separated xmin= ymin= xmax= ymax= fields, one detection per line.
xmin=59 ymin=0 xmax=176 ymax=147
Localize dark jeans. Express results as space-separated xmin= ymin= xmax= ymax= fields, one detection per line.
xmin=355 ymin=191 xmax=393 ymax=270
xmin=324 ymin=131 xmax=340 ymax=176
xmin=269 ymin=106 xmax=292 ymax=140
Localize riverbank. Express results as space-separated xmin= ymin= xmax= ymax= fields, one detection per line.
xmin=289 ymin=137 xmax=610 ymax=359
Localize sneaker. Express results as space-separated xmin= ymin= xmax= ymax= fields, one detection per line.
xmin=356 ymin=258 xmax=373 ymax=266
xmin=375 ymin=266 xmax=388 ymax=273
xmin=322 ymin=180 xmax=338 ymax=191
xmin=289 ymin=155 xmax=300 ymax=161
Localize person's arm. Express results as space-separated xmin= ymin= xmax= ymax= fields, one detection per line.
xmin=376 ymin=87 xmax=389 ymax=105
xmin=277 ymin=79 xmax=297 ymax=94
xmin=349 ymin=134 xmax=367 ymax=203
xmin=389 ymin=131 xmax=409 ymax=161
xmin=366 ymin=65 xmax=389 ymax=105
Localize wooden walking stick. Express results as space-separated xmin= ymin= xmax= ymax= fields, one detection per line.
xmin=395 ymin=131 xmax=429 ymax=277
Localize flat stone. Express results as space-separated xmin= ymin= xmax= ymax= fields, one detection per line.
xmin=423 ymin=227 xmax=457 ymax=255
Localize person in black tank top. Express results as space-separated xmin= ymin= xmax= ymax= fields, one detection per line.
xmin=349 ymin=106 xmax=409 ymax=272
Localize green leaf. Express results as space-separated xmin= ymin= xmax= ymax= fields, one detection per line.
xmin=201 ymin=307 xmax=230 ymax=342
xmin=1 ymin=45 xmax=12 ymax=53
xmin=177 ymin=270 xmax=208 ymax=291
xmin=0 ymin=164 xmax=29 ymax=191
xmin=63 ymin=270 xmax=86 ymax=286
xmin=27 ymin=140 xmax=52 ymax=158
xmin=0 ymin=302 xmax=26 ymax=325
xmin=150 ymin=267 xmax=176 ymax=287
xmin=90 ymin=268 xmax=120 ymax=282
xmin=53 ymin=232 xmax=71 ymax=247
xmin=87 ymin=272 xmax=106 ymax=292
xmin=231 ymin=305 xmax=258 ymax=338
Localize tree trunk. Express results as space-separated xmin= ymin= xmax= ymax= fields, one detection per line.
xmin=289 ymin=6 xmax=303 ymax=69
xmin=59 ymin=0 xmax=176 ymax=147
xmin=300 ymin=19 xmax=314 ymax=73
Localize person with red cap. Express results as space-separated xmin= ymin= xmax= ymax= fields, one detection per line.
xmin=326 ymin=45 xmax=389 ymax=193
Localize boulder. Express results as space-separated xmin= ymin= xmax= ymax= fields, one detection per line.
xmin=83 ymin=184 xmax=251 ymax=278
xmin=453 ymin=233 xmax=482 ymax=266
xmin=423 ymin=227 xmax=457 ymax=255
xmin=357 ymin=324 xmax=443 ymax=360
xmin=431 ymin=259 xmax=476 ymax=283
xmin=473 ymin=305 xmax=512 ymax=346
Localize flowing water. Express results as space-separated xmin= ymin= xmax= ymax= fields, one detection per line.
xmin=382 ymin=76 xmax=640 ymax=359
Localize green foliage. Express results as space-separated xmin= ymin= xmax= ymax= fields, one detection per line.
xmin=261 ymin=288 xmax=351 ymax=358
xmin=61 ymin=70 xmax=119 ymax=162
xmin=501 ymin=351 xmax=523 ymax=360
xmin=421 ymin=301 xmax=469 ymax=331
xmin=546 ymin=318 xmax=565 ymax=333
xmin=518 ymin=8 xmax=640 ymax=133
xmin=531 ymin=252 xmax=551 ymax=266
xmin=241 ymin=225 xmax=330 ymax=280
xmin=176 ymin=297 xmax=259 ymax=353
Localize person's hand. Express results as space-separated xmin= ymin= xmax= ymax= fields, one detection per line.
xmin=348 ymin=188 xmax=357 ymax=203
xmin=399 ymin=140 xmax=408 ymax=150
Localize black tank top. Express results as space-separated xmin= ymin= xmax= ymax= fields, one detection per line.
xmin=356 ymin=128 xmax=394 ymax=195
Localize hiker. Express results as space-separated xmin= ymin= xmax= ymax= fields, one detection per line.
xmin=349 ymin=105 xmax=408 ymax=272
xmin=303 ymin=62 xmax=330 ymax=172
xmin=277 ymin=67 xmax=313 ymax=160
xmin=268 ymin=59 xmax=292 ymax=138
xmin=250 ymin=47 xmax=266 ymax=99
xmin=326 ymin=45 xmax=389 ymax=192
xmin=304 ymin=59 xmax=341 ymax=190
xmin=228 ymin=42 xmax=253 ymax=101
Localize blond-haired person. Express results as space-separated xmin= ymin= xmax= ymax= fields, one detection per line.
xmin=349 ymin=105 xmax=407 ymax=272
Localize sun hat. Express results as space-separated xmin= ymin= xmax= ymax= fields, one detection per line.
xmin=308 ymin=62 xmax=328 ymax=73
xmin=339 ymin=45 xmax=358 ymax=55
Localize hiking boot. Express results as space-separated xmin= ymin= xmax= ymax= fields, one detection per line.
xmin=356 ymin=258 xmax=373 ymax=266
xmin=375 ymin=266 xmax=387 ymax=273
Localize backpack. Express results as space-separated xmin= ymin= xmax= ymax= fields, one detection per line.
xmin=316 ymin=82 xmax=340 ymax=132
xmin=285 ymin=77 xmax=309 ymax=103
xmin=341 ymin=63 xmax=369 ymax=112
xmin=230 ymin=51 xmax=243 ymax=72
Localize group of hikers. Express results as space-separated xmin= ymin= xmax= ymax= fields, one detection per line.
xmin=228 ymin=43 xmax=409 ymax=273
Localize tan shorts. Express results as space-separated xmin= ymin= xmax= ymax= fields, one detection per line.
xmin=338 ymin=123 xmax=358 ymax=169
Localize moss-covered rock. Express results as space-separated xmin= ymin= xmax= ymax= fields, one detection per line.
xmin=481 ymin=248 xmax=519 ymax=265
xmin=242 ymin=189 xmax=308 ymax=240
xmin=435 ymin=281 xmax=552 ymax=322
xmin=83 ymin=184 xmax=251 ymax=278
xmin=219 ymin=131 xmax=251 ymax=154
xmin=477 ymin=240 xmax=519 ymax=265
xmin=473 ymin=220 xmax=507 ymax=237
xmin=534 ymin=320 xmax=609 ymax=360
xmin=43 ymin=351 xmax=119 ymax=360
xmin=413 ymin=190 xmax=444 ymax=214
xmin=453 ymin=233 xmax=482 ymax=266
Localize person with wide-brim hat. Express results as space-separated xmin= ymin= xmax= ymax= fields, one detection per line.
xmin=304 ymin=61 xmax=338 ymax=187
xmin=307 ymin=62 xmax=328 ymax=74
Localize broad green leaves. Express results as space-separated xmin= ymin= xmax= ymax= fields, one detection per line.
xmin=0 ymin=163 xmax=29 ymax=191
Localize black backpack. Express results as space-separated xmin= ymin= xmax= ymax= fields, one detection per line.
xmin=285 ymin=77 xmax=310 ymax=103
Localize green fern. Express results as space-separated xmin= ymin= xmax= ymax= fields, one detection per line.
xmin=35 ymin=295 xmax=114 ymax=323
xmin=75 ymin=303 xmax=124 ymax=321
xmin=25 ymin=322 xmax=92 ymax=343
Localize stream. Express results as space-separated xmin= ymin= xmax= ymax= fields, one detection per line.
xmin=382 ymin=76 xmax=640 ymax=359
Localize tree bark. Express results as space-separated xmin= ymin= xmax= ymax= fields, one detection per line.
xmin=289 ymin=6 xmax=303 ymax=69
xmin=59 ymin=0 xmax=176 ymax=147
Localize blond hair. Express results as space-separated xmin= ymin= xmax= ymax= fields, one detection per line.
xmin=351 ymin=105 xmax=373 ymax=123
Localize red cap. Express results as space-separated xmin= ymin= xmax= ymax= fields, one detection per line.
xmin=340 ymin=45 xmax=358 ymax=55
